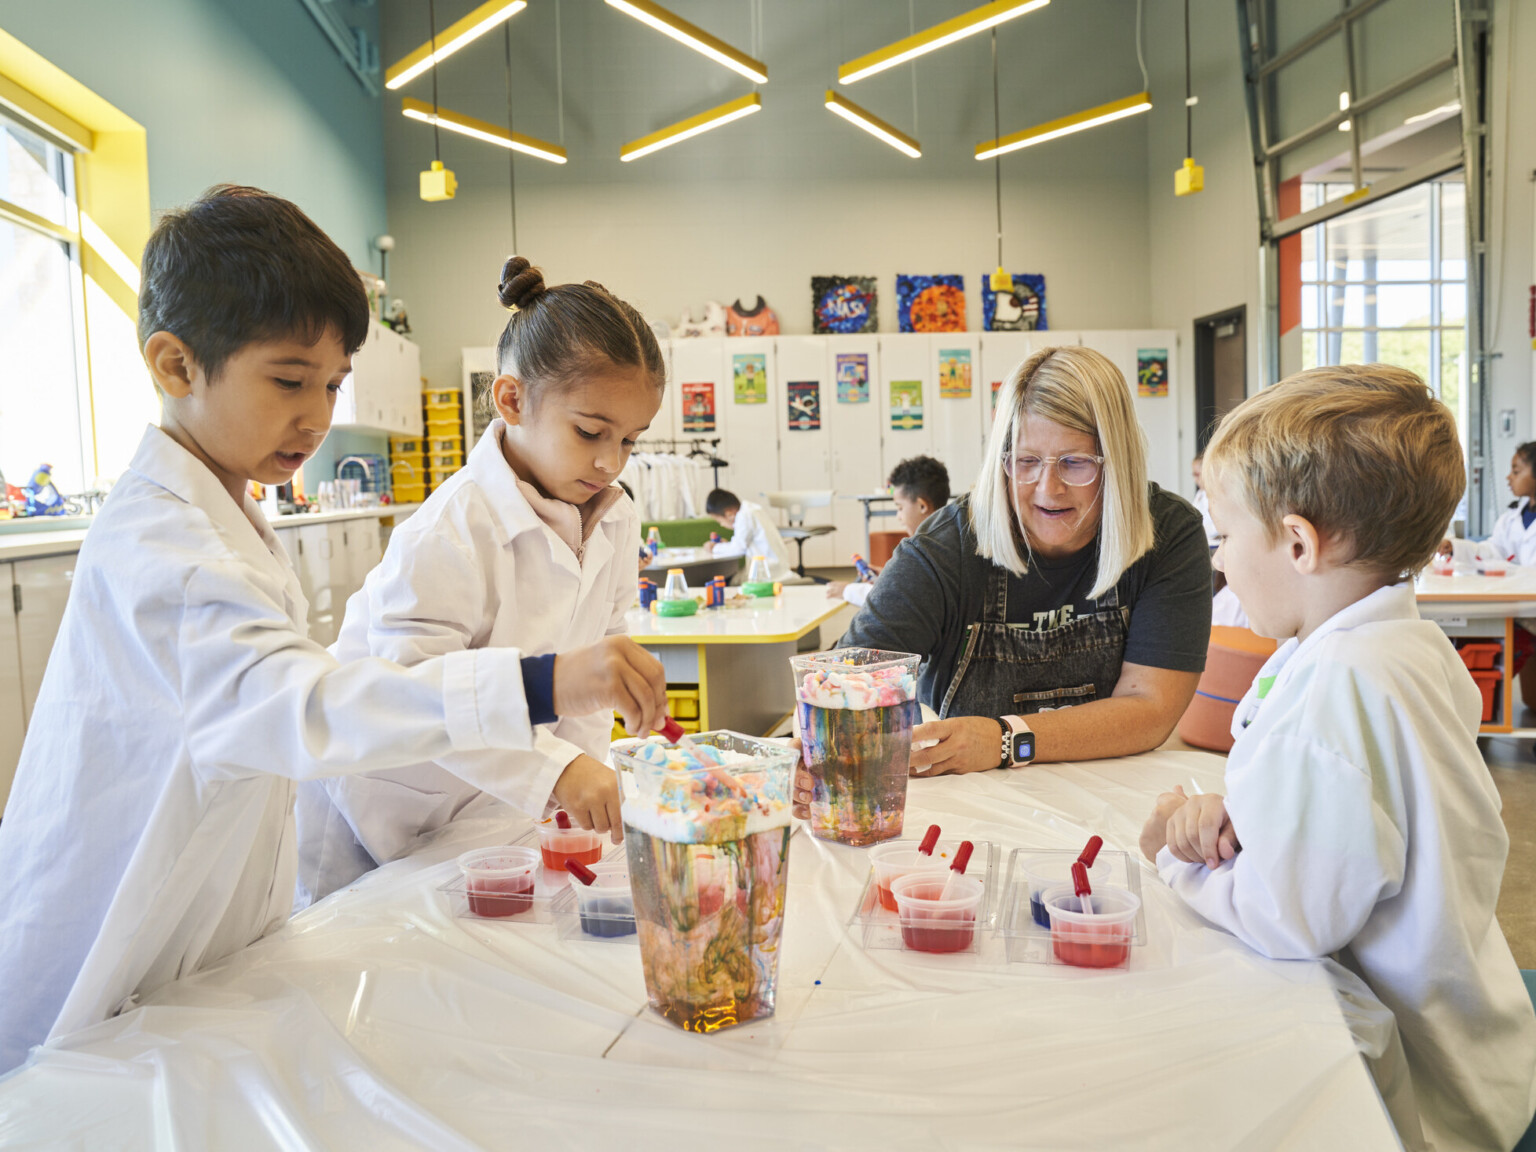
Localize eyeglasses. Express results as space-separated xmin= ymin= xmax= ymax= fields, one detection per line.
xmin=1002 ymin=453 xmax=1105 ymax=486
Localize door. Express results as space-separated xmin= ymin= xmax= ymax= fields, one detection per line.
xmin=0 ymin=562 xmax=23 ymax=816
xmin=1194 ymin=307 xmax=1247 ymax=455
xmin=774 ymin=336 xmax=836 ymax=567
xmin=823 ymin=335 xmax=883 ymax=556
xmin=14 ymin=552 xmax=75 ymax=724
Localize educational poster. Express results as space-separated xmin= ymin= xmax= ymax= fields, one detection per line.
xmin=1137 ymin=348 xmax=1169 ymax=397
xmin=787 ymin=380 xmax=821 ymax=430
xmin=732 ymin=353 xmax=767 ymax=404
xmin=836 ymin=352 xmax=870 ymax=403
xmin=896 ymin=274 xmax=966 ymax=333
xmin=681 ymin=381 xmax=716 ymax=432
xmin=890 ymin=379 xmax=924 ymax=430
xmin=938 ymin=348 xmax=973 ymax=398
xmin=812 ymin=275 xmax=878 ymax=333
xmin=981 ymin=272 xmax=1048 ymax=331
xmin=991 ymin=379 xmax=1004 ymax=415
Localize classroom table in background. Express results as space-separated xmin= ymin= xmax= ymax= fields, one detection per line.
xmin=0 ymin=750 xmax=1398 ymax=1149
xmin=639 ymin=546 xmax=740 ymax=587
xmin=848 ymin=492 xmax=897 ymax=555
xmin=1416 ymin=566 xmax=1536 ymax=736
xmin=624 ymin=585 xmax=853 ymax=737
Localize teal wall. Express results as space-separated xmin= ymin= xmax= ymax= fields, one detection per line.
xmin=0 ymin=0 xmax=386 ymax=269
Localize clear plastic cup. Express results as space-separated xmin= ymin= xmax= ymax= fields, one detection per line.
xmin=869 ymin=840 xmax=954 ymax=913
xmin=891 ymin=872 xmax=984 ymax=953
xmin=537 ymin=815 xmax=603 ymax=872
xmin=1021 ymin=853 xmax=1111 ymax=929
xmin=746 ymin=555 xmax=772 ymax=584
xmin=458 ymin=845 xmax=539 ymax=918
xmin=663 ymin=568 xmax=690 ymax=599
xmin=572 ymin=863 xmax=636 ymax=938
xmin=792 ymin=648 xmax=921 ymax=847
xmin=1041 ymin=883 xmax=1140 ymax=968
xmin=1479 ymin=557 xmax=1509 ymax=577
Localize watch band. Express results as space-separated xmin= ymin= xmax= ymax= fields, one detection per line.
xmin=999 ymin=714 xmax=1033 ymax=767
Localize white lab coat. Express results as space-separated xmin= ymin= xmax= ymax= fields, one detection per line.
xmin=0 ymin=426 xmax=547 ymax=1075
xmin=1192 ymin=486 xmax=1219 ymax=547
xmin=1448 ymin=499 xmax=1536 ymax=568
xmin=294 ymin=420 xmax=640 ymax=904
xmin=711 ymin=500 xmax=792 ymax=581
xmin=1158 ymin=583 xmax=1536 ymax=1152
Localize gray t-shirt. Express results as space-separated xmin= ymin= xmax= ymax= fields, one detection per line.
xmin=838 ymin=487 xmax=1212 ymax=713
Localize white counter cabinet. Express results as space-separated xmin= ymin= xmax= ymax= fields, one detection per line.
xmin=0 ymin=554 xmax=76 ymax=817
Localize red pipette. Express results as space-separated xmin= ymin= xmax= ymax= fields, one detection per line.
xmin=654 ymin=716 xmax=746 ymax=797
xmin=940 ymin=840 xmax=975 ymax=899
xmin=1072 ymin=860 xmax=1093 ymax=915
xmin=565 ymin=860 xmax=596 ymax=886
xmin=555 ymin=810 xmax=571 ymax=830
xmin=1078 ymin=835 xmax=1103 ymax=868
xmin=918 ymin=824 xmax=942 ymax=856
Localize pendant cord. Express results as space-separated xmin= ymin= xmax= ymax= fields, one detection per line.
xmin=1183 ymin=0 xmax=1193 ymax=158
xmin=505 ymin=23 xmax=518 ymax=253
xmin=429 ymin=0 xmax=441 ymax=162
xmin=992 ymin=28 xmax=1003 ymax=270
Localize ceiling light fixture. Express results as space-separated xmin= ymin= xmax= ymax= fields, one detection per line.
xmin=620 ymin=92 xmax=762 ymax=162
xmin=824 ymin=91 xmax=920 ymax=158
xmin=605 ymin=0 xmax=768 ymax=84
xmin=386 ymin=0 xmax=527 ymax=90
xmin=975 ymin=91 xmax=1151 ymax=160
xmin=838 ymin=0 xmax=1049 ymax=85
xmin=403 ymin=97 xmax=568 ymax=163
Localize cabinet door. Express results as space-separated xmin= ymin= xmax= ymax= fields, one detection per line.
xmin=0 ymin=563 xmax=24 ymax=817
xmin=823 ymin=335 xmax=884 ymax=558
xmin=340 ymin=518 xmax=382 ymax=592
xmin=773 ymin=336 xmax=836 ymax=567
xmin=292 ymin=523 xmax=340 ymax=646
xmin=396 ymin=334 xmax=422 ymax=435
xmin=877 ymin=335 xmax=936 ymax=486
xmin=14 ymin=553 xmax=75 ymax=724
xmin=930 ymin=334 xmax=984 ymax=498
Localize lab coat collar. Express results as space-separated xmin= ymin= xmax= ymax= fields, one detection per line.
xmin=466 ymin=419 xmax=628 ymax=549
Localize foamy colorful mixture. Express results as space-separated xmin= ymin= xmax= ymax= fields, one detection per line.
xmin=796 ymin=664 xmax=917 ymax=710
xmin=620 ymin=738 xmax=792 ymax=845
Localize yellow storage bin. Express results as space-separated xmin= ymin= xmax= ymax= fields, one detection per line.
xmin=423 ymin=388 xmax=459 ymax=407
xmin=425 ymin=417 xmax=464 ymax=437
xmin=389 ymin=436 xmax=425 ymax=453
xmin=667 ymin=689 xmax=700 ymax=720
xmin=428 ymin=467 xmax=461 ymax=486
xmin=612 ymin=713 xmax=699 ymax=740
xmin=391 ymin=483 xmax=427 ymax=504
xmin=427 ymin=436 xmax=463 ymax=454
xmin=424 ymin=401 xmax=461 ymax=420
xmin=429 ymin=452 xmax=464 ymax=470
xmin=389 ymin=451 xmax=424 ymax=468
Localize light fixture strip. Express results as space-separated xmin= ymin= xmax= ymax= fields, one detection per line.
xmin=620 ymin=93 xmax=762 ymax=162
xmin=386 ymin=0 xmax=528 ymax=90
xmin=974 ymin=91 xmax=1151 ymax=160
xmin=402 ymin=97 xmax=568 ymax=163
xmin=838 ymin=0 xmax=1049 ymax=85
xmin=823 ymin=91 xmax=921 ymax=158
xmin=605 ymin=0 xmax=768 ymax=84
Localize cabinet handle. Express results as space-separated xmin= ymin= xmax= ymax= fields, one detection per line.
xmin=11 ymin=584 xmax=19 ymax=614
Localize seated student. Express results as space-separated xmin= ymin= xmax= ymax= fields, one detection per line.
xmin=1140 ymin=364 xmax=1536 ymax=1152
xmin=703 ymin=487 xmax=793 ymax=581
xmin=0 ymin=188 xmax=666 ymax=1075
xmin=827 ymin=454 xmax=950 ymax=608
xmin=1191 ymin=451 xmax=1218 ymax=546
xmin=295 ymin=258 xmax=666 ymax=903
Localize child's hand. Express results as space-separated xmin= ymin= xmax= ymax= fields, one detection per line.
xmin=1165 ymin=790 xmax=1241 ymax=870
xmin=1437 ymin=538 xmax=1453 ymax=558
xmin=1139 ymin=788 xmax=1189 ymax=861
xmin=703 ymin=541 xmax=716 ymax=555
xmin=552 ymin=636 xmax=668 ymax=737
xmin=826 ymin=581 xmax=848 ymax=599
xmin=552 ymin=754 xmax=624 ymax=842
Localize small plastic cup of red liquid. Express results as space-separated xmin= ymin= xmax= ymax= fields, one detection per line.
xmin=458 ymin=846 xmax=539 ymax=918
xmin=1041 ymin=883 xmax=1140 ymax=968
xmin=538 ymin=814 xmax=603 ymax=872
xmin=869 ymin=840 xmax=953 ymax=913
xmin=891 ymin=872 xmax=984 ymax=953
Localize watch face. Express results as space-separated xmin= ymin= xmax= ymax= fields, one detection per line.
xmin=1011 ymin=732 xmax=1035 ymax=762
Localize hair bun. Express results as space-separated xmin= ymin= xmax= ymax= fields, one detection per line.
xmin=498 ymin=256 xmax=546 ymax=310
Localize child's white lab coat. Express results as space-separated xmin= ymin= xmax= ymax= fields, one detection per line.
xmin=1158 ymin=583 xmax=1536 ymax=1152
xmin=712 ymin=499 xmax=792 ymax=581
xmin=0 ymin=427 xmax=548 ymax=1075
xmin=1447 ymin=497 xmax=1536 ymax=567
xmin=294 ymin=420 xmax=640 ymax=904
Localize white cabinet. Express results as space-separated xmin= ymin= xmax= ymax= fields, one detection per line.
xmin=277 ymin=518 xmax=384 ymax=648
xmin=14 ymin=553 xmax=74 ymax=723
xmin=0 ymin=564 xmax=23 ymax=816
xmin=334 ymin=320 xmax=423 ymax=435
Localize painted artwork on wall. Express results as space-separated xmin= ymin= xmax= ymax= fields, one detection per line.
xmin=991 ymin=379 xmax=1004 ymax=416
xmin=981 ymin=272 xmax=1048 ymax=331
xmin=836 ymin=353 xmax=870 ymax=403
xmin=1137 ymin=348 xmax=1169 ymax=397
xmin=896 ymin=275 xmax=966 ymax=333
xmin=938 ymin=348 xmax=973 ymax=399
xmin=812 ymin=276 xmax=878 ymax=334
xmin=681 ymin=381 xmax=716 ymax=432
xmin=890 ymin=380 xmax=924 ymax=430
xmin=733 ymin=353 xmax=768 ymax=404
xmin=787 ymin=381 xmax=821 ymax=430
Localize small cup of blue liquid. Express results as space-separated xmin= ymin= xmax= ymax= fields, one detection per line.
xmin=1022 ymin=853 xmax=1111 ymax=929
xmin=570 ymin=862 xmax=636 ymax=938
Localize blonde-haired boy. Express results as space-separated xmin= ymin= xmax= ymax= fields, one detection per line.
xmin=1140 ymin=364 xmax=1536 ymax=1151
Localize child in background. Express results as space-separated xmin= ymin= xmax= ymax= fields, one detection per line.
xmin=1140 ymin=365 xmax=1536 ymax=1151
xmin=703 ymin=487 xmax=793 ymax=582
xmin=1190 ymin=451 xmax=1218 ymax=546
xmin=0 ymin=191 xmax=665 ymax=1075
xmin=295 ymin=258 xmax=668 ymax=903
xmin=827 ymin=454 xmax=951 ymax=608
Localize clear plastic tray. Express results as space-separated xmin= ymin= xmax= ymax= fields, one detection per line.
xmin=438 ymin=827 xmax=626 ymax=923
xmin=550 ymin=883 xmax=639 ymax=946
xmin=996 ymin=847 xmax=1146 ymax=966
xmin=847 ymin=839 xmax=1001 ymax=954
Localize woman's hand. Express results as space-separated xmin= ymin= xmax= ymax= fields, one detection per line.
xmin=907 ymin=717 xmax=1004 ymax=776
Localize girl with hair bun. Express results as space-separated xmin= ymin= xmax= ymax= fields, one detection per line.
xmin=295 ymin=258 xmax=670 ymax=903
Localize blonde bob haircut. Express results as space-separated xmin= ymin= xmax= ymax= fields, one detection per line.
xmin=1204 ymin=363 xmax=1464 ymax=577
xmin=971 ymin=346 xmax=1155 ymax=599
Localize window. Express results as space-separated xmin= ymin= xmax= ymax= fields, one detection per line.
xmin=0 ymin=109 xmax=92 ymax=499
xmin=1299 ymin=177 xmax=1466 ymax=424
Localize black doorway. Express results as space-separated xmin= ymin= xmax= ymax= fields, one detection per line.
xmin=1193 ymin=306 xmax=1247 ymax=453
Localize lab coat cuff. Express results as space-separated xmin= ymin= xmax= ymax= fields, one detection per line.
xmin=520 ymin=653 xmax=558 ymax=727
xmin=445 ymin=649 xmax=534 ymax=753
xmin=1156 ymin=846 xmax=1204 ymax=886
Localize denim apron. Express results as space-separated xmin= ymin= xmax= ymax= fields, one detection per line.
xmin=938 ymin=562 xmax=1131 ymax=718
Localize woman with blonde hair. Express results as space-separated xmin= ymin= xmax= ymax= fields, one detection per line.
xmin=820 ymin=345 xmax=1212 ymax=780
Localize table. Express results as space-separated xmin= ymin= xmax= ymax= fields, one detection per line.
xmin=1416 ymin=566 xmax=1536 ymax=735
xmin=625 ymin=585 xmax=853 ymax=736
xmin=0 ymin=751 xmax=1397 ymax=1149
xmin=640 ymin=546 xmax=740 ymax=587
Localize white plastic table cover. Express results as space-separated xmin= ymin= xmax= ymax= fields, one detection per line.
xmin=0 ymin=749 xmax=1398 ymax=1150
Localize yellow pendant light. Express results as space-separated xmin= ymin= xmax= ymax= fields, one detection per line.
xmin=620 ymin=93 xmax=762 ymax=162
xmin=838 ymin=0 xmax=1049 ymax=86
xmin=823 ymin=91 xmax=920 ymax=158
xmin=403 ymin=98 xmax=568 ymax=163
xmin=386 ymin=0 xmax=527 ymax=90
xmin=975 ymin=91 xmax=1151 ymax=160
xmin=605 ymin=0 xmax=768 ymax=84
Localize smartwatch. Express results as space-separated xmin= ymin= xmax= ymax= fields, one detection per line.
xmin=998 ymin=715 xmax=1035 ymax=768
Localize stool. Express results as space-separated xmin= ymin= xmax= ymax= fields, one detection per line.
xmin=1176 ymin=626 xmax=1277 ymax=753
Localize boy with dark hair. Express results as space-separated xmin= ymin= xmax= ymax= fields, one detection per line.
xmin=0 ymin=186 xmax=665 ymax=1073
xmin=829 ymin=455 xmax=951 ymax=607
xmin=704 ymin=487 xmax=793 ymax=581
